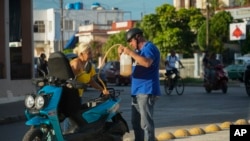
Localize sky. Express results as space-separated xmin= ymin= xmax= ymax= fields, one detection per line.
xmin=33 ymin=0 xmax=173 ymax=20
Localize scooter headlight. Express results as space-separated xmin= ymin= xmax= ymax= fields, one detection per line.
xmin=24 ymin=95 xmax=35 ymax=109
xmin=35 ymin=95 xmax=45 ymax=109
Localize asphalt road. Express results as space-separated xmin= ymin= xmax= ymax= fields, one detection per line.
xmin=0 ymin=84 xmax=249 ymax=141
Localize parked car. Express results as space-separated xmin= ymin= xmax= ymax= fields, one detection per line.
xmin=99 ymin=61 xmax=131 ymax=86
xmin=224 ymin=56 xmax=250 ymax=82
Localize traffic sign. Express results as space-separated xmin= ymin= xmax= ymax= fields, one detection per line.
xmin=230 ymin=22 xmax=246 ymax=40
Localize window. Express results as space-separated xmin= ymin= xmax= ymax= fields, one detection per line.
xmin=107 ymin=20 xmax=113 ymax=25
xmin=180 ymin=0 xmax=185 ymax=7
xmin=34 ymin=21 xmax=45 ymax=33
xmin=190 ymin=0 xmax=196 ymax=7
xmin=64 ymin=20 xmax=73 ymax=31
xmin=84 ymin=20 xmax=90 ymax=25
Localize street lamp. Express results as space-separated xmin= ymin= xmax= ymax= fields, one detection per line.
xmin=206 ymin=0 xmax=209 ymax=51
xmin=60 ymin=0 xmax=64 ymax=51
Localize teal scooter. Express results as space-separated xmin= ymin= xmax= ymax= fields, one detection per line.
xmin=22 ymin=52 xmax=129 ymax=141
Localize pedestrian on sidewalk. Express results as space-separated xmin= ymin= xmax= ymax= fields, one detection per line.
xmin=37 ymin=53 xmax=48 ymax=77
xmin=118 ymin=28 xmax=161 ymax=141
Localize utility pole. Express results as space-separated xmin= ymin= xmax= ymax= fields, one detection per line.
xmin=206 ymin=0 xmax=209 ymax=51
xmin=60 ymin=0 xmax=64 ymax=51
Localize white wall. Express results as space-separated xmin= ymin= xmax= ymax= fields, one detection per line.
xmin=33 ymin=8 xmax=125 ymax=42
xmin=33 ymin=8 xmax=127 ymax=55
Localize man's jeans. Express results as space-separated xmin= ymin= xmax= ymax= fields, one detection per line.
xmin=131 ymin=94 xmax=157 ymax=141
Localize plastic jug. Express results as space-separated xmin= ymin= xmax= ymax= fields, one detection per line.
xmin=120 ymin=53 xmax=132 ymax=76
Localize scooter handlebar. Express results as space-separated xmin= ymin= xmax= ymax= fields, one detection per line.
xmin=66 ymin=79 xmax=88 ymax=89
xmin=99 ymin=88 xmax=124 ymax=99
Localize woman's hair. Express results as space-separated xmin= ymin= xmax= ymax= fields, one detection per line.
xmin=73 ymin=42 xmax=90 ymax=56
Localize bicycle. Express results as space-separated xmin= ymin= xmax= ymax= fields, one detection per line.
xmin=164 ymin=67 xmax=185 ymax=95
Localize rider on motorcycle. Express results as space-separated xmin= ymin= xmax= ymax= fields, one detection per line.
xmin=207 ymin=53 xmax=221 ymax=83
xmin=202 ymin=51 xmax=209 ymax=81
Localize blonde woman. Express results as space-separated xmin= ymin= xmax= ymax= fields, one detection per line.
xmin=63 ymin=42 xmax=108 ymax=133
xmin=70 ymin=42 xmax=109 ymax=97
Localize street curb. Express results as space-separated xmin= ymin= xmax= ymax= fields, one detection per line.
xmin=0 ymin=115 xmax=26 ymax=125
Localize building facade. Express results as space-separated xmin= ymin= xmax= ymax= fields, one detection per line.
xmin=0 ymin=1 xmax=133 ymax=102
xmin=0 ymin=0 xmax=34 ymax=103
xmin=33 ymin=7 xmax=131 ymax=58
xmin=173 ymin=0 xmax=237 ymax=10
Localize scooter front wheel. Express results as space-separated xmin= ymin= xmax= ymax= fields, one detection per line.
xmin=22 ymin=127 xmax=43 ymax=141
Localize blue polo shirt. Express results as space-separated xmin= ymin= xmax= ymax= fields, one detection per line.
xmin=131 ymin=41 xmax=161 ymax=96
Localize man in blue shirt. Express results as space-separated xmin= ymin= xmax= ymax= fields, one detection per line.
xmin=118 ymin=28 xmax=161 ymax=141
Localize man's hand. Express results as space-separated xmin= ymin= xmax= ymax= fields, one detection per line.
xmin=118 ymin=45 xmax=124 ymax=55
xmin=118 ymin=45 xmax=132 ymax=55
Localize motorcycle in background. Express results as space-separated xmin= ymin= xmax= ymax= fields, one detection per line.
xmin=22 ymin=52 xmax=129 ymax=141
xmin=203 ymin=64 xmax=228 ymax=94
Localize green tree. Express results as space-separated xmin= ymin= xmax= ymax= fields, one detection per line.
xmin=140 ymin=14 xmax=160 ymax=41
xmin=140 ymin=4 xmax=205 ymax=57
xmin=102 ymin=31 xmax=129 ymax=61
xmin=156 ymin=4 xmax=177 ymax=30
xmin=153 ymin=28 xmax=184 ymax=57
xmin=197 ymin=11 xmax=233 ymax=52
xmin=187 ymin=8 xmax=206 ymax=33
xmin=89 ymin=40 xmax=103 ymax=63
xmin=103 ymin=4 xmax=205 ymax=59
xmin=197 ymin=24 xmax=207 ymax=50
